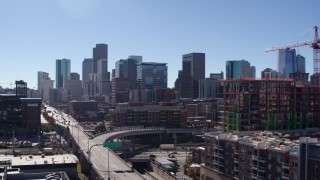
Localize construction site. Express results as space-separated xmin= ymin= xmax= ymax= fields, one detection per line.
xmin=219 ymin=77 xmax=320 ymax=131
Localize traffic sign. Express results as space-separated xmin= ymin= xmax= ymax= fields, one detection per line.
xmin=103 ymin=142 xmax=122 ymax=148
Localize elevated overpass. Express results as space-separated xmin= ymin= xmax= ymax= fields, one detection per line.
xmin=93 ymin=126 xmax=212 ymax=142
xmin=46 ymin=106 xmax=147 ymax=180
xmin=46 ymin=105 xmax=214 ymax=180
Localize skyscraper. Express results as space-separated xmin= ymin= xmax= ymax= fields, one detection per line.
xmin=226 ymin=60 xmax=255 ymax=79
xmin=82 ymin=58 xmax=93 ymax=84
xmin=296 ymin=54 xmax=306 ymax=73
xmin=56 ymin=59 xmax=71 ymax=88
xmin=115 ymin=55 xmax=142 ymax=90
xmin=70 ymin=72 xmax=80 ymax=80
xmin=137 ymin=62 xmax=167 ymax=90
xmin=199 ymin=72 xmax=223 ymax=99
xmin=278 ymin=49 xmax=297 ymax=78
xmin=261 ymin=68 xmax=280 ymax=78
xmin=180 ymin=53 xmax=205 ymax=98
xmin=37 ymin=71 xmax=49 ymax=90
xmin=97 ymin=59 xmax=110 ymax=95
xmin=93 ymin=44 xmax=108 ymax=73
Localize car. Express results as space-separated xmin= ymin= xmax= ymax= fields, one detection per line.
xmin=169 ymin=151 xmax=177 ymax=155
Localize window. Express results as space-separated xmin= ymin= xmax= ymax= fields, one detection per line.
xmin=312 ymin=165 xmax=319 ymax=173
xmin=276 ymin=155 xmax=282 ymax=163
xmin=268 ymin=164 xmax=272 ymax=170
xmin=268 ymin=154 xmax=272 ymax=160
xmin=276 ymin=166 xmax=282 ymax=173
xmin=267 ymin=174 xmax=272 ymax=180
xmin=241 ymin=147 xmax=247 ymax=154
xmin=292 ymin=160 xmax=298 ymax=167
xmin=292 ymin=172 xmax=297 ymax=180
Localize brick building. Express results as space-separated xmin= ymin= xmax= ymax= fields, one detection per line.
xmin=113 ymin=102 xmax=185 ymax=128
xmin=201 ymin=130 xmax=320 ymax=180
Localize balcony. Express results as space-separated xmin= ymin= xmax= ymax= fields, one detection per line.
xmin=282 ymin=162 xmax=289 ymax=169
xmin=257 ymin=167 xmax=265 ymax=172
xmin=282 ymin=173 xmax=290 ymax=180
xmin=251 ymin=173 xmax=258 ymax=179
xmin=252 ymin=155 xmax=266 ymax=163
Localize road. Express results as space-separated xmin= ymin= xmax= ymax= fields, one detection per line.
xmin=45 ymin=106 xmax=147 ymax=180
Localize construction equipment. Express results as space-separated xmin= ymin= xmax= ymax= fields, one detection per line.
xmin=266 ymin=26 xmax=320 ymax=73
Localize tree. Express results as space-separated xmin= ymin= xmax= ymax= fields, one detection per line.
xmin=95 ymin=122 xmax=106 ymax=133
xmin=105 ymin=113 xmax=114 ymax=121
xmin=41 ymin=124 xmax=54 ymax=133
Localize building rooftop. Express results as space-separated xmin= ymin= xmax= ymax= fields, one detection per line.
xmin=206 ymin=129 xmax=320 ymax=156
xmin=0 ymin=154 xmax=78 ymax=166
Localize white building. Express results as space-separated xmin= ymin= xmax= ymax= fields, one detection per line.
xmin=39 ymin=79 xmax=54 ymax=102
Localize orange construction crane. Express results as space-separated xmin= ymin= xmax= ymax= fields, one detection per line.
xmin=266 ymin=26 xmax=320 ymax=73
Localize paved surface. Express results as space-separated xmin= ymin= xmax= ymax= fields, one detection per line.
xmin=45 ymin=106 xmax=146 ymax=180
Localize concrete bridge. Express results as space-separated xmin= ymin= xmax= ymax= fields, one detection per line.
xmin=48 ymin=106 xmax=213 ymax=179
xmin=94 ymin=126 xmax=211 ymax=143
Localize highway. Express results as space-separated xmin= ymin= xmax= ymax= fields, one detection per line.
xmin=45 ymin=106 xmax=147 ymax=180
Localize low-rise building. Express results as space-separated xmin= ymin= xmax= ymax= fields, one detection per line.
xmin=114 ymin=102 xmax=185 ymax=128
xmin=0 ymin=154 xmax=78 ymax=179
xmin=67 ymin=101 xmax=98 ymax=116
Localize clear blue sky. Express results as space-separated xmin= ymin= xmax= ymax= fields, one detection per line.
xmin=1 ymin=0 xmax=320 ymax=89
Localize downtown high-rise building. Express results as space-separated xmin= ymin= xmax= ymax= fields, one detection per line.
xmin=115 ymin=55 xmax=142 ymax=90
xmin=261 ymin=68 xmax=280 ymax=78
xmin=93 ymin=44 xmax=108 ymax=73
xmin=278 ymin=49 xmax=297 ymax=78
xmin=37 ymin=71 xmax=49 ymax=90
xmin=82 ymin=58 xmax=93 ymax=84
xmin=296 ymin=54 xmax=306 ymax=73
xmin=97 ymin=59 xmax=110 ymax=96
xmin=226 ymin=60 xmax=256 ymax=79
xmin=70 ymin=72 xmax=80 ymax=80
xmin=56 ymin=59 xmax=71 ymax=88
xmin=180 ymin=53 xmax=205 ymax=99
xmin=137 ymin=62 xmax=167 ymax=90
xmin=38 ymin=71 xmax=53 ymax=103
xmin=199 ymin=72 xmax=223 ymax=99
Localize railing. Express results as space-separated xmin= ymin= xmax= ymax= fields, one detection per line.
xmin=282 ymin=162 xmax=289 ymax=169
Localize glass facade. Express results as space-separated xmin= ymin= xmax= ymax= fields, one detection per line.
xmin=56 ymin=59 xmax=71 ymax=88
xmin=137 ymin=62 xmax=167 ymax=90
xmin=278 ymin=49 xmax=297 ymax=78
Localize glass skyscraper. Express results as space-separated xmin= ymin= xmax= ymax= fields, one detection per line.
xmin=278 ymin=49 xmax=297 ymax=78
xmin=226 ymin=60 xmax=255 ymax=79
xmin=137 ymin=62 xmax=167 ymax=90
xmin=56 ymin=58 xmax=71 ymax=88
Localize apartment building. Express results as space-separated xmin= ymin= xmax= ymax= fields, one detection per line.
xmin=201 ymin=130 xmax=320 ymax=180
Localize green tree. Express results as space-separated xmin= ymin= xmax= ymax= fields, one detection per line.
xmin=95 ymin=122 xmax=106 ymax=133
xmin=41 ymin=124 xmax=54 ymax=132
xmin=105 ymin=113 xmax=114 ymax=121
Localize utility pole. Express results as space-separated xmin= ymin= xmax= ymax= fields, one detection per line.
xmin=12 ymin=129 xmax=15 ymax=154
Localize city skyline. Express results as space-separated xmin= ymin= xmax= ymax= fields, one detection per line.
xmin=1 ymin=1 xmax=320 ymax=88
